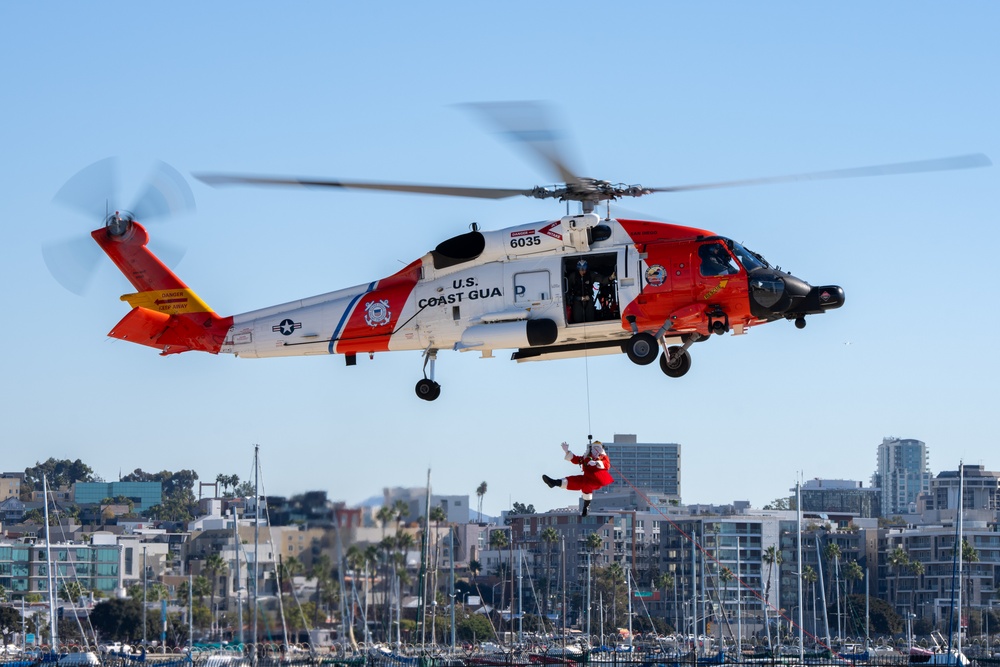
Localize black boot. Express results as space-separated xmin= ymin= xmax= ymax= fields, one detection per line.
xmin=581 ymin=499 xmax=591 ymax=517
xmin=542 ymin=475 xmax=560 ymax=489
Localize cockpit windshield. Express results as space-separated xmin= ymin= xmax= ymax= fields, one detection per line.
xmin=729 ymin=241 xmax=770 ymax=271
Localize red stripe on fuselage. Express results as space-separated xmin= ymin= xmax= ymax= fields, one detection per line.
xmin=334 ymin=259 xmax=422 ymax=355
xmin=615 ymin=218 xmax=713 ymax=243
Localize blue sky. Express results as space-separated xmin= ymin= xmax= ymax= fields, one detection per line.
xmin=2 ymin=3 xmax=998 ymax=517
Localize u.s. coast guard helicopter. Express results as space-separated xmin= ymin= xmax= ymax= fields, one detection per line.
xmin=48 ymin=103 xmax=989 ymax=401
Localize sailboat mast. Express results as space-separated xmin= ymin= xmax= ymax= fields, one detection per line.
xmin=797 ymin=480 xmax=804 ymax=663
xmin=957 ymin=462 xmax=964 ymax=658
xmin=42 ymin=476 xmax=58 ymax=654
xmin=234 ymin=508 xmax=244 ymax=644
xmin=253 ymin=444 xmax=260 ymax=650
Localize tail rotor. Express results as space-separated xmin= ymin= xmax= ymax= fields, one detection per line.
xmin=45 ymin=158 xmax=195 ymax=294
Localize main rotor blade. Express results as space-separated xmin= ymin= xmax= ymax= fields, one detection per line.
xmin=194 ymin=174 xmax=534 ymax=200
xmin=131 ymin=161 xmax=196 ymax=222
xmin=53 ymin=157 xmax=118 ymax=220
xmin=648 ymin=153 xmax=992 ymax=194
xmin=460 ymin=101 xmax=583 ymax=186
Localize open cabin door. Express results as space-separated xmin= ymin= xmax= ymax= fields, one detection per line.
xmin=562 ymin=251 xmax=620 ymax=325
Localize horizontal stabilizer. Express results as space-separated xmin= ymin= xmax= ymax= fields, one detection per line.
xmin=108 ymin=307 xmax=232 ymax=355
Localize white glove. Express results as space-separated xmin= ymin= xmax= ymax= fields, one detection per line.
xmin=587 ymin=460 xmax=599 ymax=467
xmin=561 ymin=442 xmax=569 ymax=453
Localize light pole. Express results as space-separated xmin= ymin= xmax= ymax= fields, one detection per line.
xmin=142 ymin=547 xmax=148 ymax=648
xmin=984 ymin=603 xmax=989 ymax=653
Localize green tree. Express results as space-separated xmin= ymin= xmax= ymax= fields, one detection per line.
xmin=510 ymin=501 xmax=535 ymax=515
xmin=476 ymin=482 xmax=488 ymax=523
xmin=60 ymin=580 xmax=86 ymax=603
xmin=802 ymin=565 xmax=819 ymax=637
xmin=457 ymin=611 xmax=495 ymax=642
xmin=541 ymin=527 xmax=560 ymax=618
xmin=962 ymin=538 xmax=979 ymax=624
xmin=842 ymin=559 xmax=864 ymax=595
xmin=203 ymin=553 xmax=228 ymax=623
xmin=0 ymin=605 xmax=36 ymax=645
xmin=23 ymin=458 xmax=95 ymax=498
xmin=823 ymin=541 xmax=842 ymax=603
xmin=845 ymin=593 xmax=901 ymax=634
xmin=655 ymin=572 xmax=675 ymax=632
xmin=762 ymin=497 xmax=790 ymax=510
xmin=594 ymin=563 xmax=628 ymax=631
xmin=278 ymin=555 xmax=304 ymax=593
xmin=376 ymin=505 xmax=395 ymax=539
xmin=90 ymin=598 xmax=156 ymax=642
xmin=762 ymin=544 xmax=783 ymax=635
xmin=888 ymin=545 xmax=910 ymax=608
xmin=126 ymin=468 xmax=199 ymax=521
xmin=908 ymin=560 xmax=925 ymax=616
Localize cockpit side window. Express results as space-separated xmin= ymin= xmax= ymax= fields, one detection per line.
xmin=698 ymin=243 xmax=739 ymax=277
xmin=730 ymin=242 xmax=768 ymax=271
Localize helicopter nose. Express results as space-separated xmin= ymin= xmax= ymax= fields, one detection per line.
xmin=748 ymin=271 xmax=844 ymax=320
xmin=803 ymin=284 xmax=846 ymax=312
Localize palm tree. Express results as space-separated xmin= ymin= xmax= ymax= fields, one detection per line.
xmin=279 ymin=555 xmax=304 ymax=593
xmin=823 ymin=542 xmax=842 ymax=603
xmin=843 ymin=559 xmax=864 ymax=595
xmin=203 ymin=553 xmax=228 ymax=627
xmin=377 ymin=505 xmax=396 ymax=540
xmin=655 ymin=572 xmax=675 ymax=631
xmin=585 ymin=532 xmax=603 ymax=635
xmin=489 ymin=529 xmax=509 ymax=633
xmin=604 ymin=562 xmax=626 ymax=630
xmin=476 ymin=482 xmax=488 ymax=523
xmin=908 ymin=559 xmax=925 ymax=619
xmin=888 ymin=545 xmax=910 ymax=609
xmin=393 ymin=499 xmax=410 ymax=531
xmin=309 ymin=553 xmax=336 ymax=629
xmin=719 ymin=566 xmax=735 ymax=637
xmin=962 ymin=538 xmax=980 ymax=626
xmin=842 ymin=559 xmax=864 ymax=636
xmin=541 ymin=527 xmax=559 ymax=618
xmin=802 ymin=565 xmax=819 ymax=638
xmin=429 ymin=505 xmax=447 ymax=641
xmin=762 ymin=545 xmax=782 ymax=640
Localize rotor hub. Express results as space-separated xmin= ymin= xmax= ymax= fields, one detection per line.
xmin=105 ymin=211 xmax=134 ymax=237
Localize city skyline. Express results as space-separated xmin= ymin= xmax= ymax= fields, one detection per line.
xmin=4 ymin=432 xmax=983 ymax=517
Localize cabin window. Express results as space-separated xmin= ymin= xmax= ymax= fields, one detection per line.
xmin=513 ymin=270 xmax=551 ymax=303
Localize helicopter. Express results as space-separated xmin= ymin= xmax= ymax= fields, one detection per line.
xmin=48 ymin=103 xmax=990 ymax=401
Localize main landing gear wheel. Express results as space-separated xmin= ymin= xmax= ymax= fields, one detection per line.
xmin=624 ymin=332 xmax=658 ymax=365
xmin=659 ymin=346 xmax=692 ymax=378
xmin=415 ymin=378 xmax=441 ymax=401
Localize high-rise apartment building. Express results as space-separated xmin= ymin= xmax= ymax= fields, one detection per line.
xmin=601 ymin=433 xmax=681 ymax=499
xmin=872 ymin=436 xmax=931 ymax=516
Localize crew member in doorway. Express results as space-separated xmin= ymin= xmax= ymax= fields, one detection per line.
xmin=566 ymin=259 xmax=612 ymax=323
xmin=542 ymin=440 xmax=613 ymax=516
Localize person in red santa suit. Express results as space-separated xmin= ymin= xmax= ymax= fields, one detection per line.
xmin=542 ymin=440 xmax=613 ymax=516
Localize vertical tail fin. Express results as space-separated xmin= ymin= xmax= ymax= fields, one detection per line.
xmin=93 ymin=221 xmax=233 ymax=354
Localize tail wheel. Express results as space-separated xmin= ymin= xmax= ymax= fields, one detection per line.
xmin=624 ymin=332 xmax=658 ymax=365
xmin=659 ymin=346 xmax=692 ymax=378
xmin=415 ymin=378 xmax=441 ymax=401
